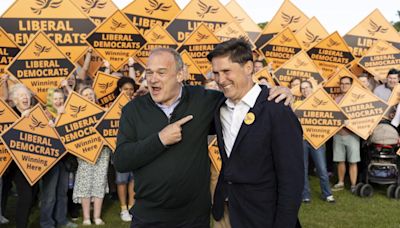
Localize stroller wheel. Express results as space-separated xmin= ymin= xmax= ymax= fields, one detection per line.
xmin=355 ymin=183 xmax=364 ymax=196
xmin=394 ymin=186 xmax=400 ymax=199
xmin=360 ymin=184 xmax=373 ymax=197
xmin=387 ymin=184 xmax=396 ymax=198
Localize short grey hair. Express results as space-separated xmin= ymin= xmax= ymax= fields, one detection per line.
xmin=9 ymin=84 xmax=32 ymax=104
xmin=149 ymin=48 xmax=184 ymax=72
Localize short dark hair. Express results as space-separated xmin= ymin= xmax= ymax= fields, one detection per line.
xmin=340 ymin=76 xmax=353 ymax=84
xmin=207 ymin=38 xmax=253 ymax=65
xmin=114 ymin=77 xmax=138 ymax=97
xmin=387 ymin=68 xmax=399 ymax=76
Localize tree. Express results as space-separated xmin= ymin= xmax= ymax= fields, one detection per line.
xmin=258 ymin=22 xmax=268 ymax=29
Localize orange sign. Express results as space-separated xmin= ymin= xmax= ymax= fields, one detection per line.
xmin=166 ymin=0 xmax=235 ymax=43
xmin=92 ymin=72 xmax=119 ymax=107
xmin=95 ymin=92 xmax=130 ymax=151
xmin=214 ymin=21 xmax=255 ymax=49
xmin=0 ymin=98 xmax=19 ymax=176
xmin=260 ymin=28 xmax=302 ymax=71
xmin=6 ymin=31 xmax=76 ymax=105
xmin=343 ymin=9 xmax=400 ymax=58
xmin=225 ymin=0 xmax=261 ymax=42
xmin=122 ymin=0 xmax=181 ymax=34
xmin=253 ymin=67 xmax=279 ymax=87
xmin=323 ymin=66 xmax=363 ymax=100
xmin=294 ymin=88 xmax=348 ymax=149
xmin=180 ymin=50 xmax=206 ymax=85
xmin=296 ymin=17 xmax=329 ymax=50
xmin=72 ymin=0 xmax=118 ymax=25
xmin=86 ymin=10 xmax=147 ymax=71
xmin=307 ymin=32 xmax=355 ymax=78
xmin=55 ymin=92 xmax=105 ymax=164
xmin=177 ymin=23 xmax=221 ymax=75
xmin=135 ymin=24 xmax=179 ymax=66
xmin=0 ymin=105 xmax=67 ymax=185
xmin=77 ymin=51 xmax=104 ymax=79
xmin=273 ymin=50 xmax=324 ymax=87
xmin=358 ymin=40 xmax=400 ymax=82
xmin=0 ymin=27 xmax=20 ymax=75
xmin=383 ymin=84 xmax=400 ymax=119
xmin=0 ymin=0 xmax=96 ymax=62
xmin=254 ymin=0 xmax=308 ymax=49
xmin=339 ymin=84 xmax=388 ymax=140
xmin=208 ymin=137 xmax=221 ymax=173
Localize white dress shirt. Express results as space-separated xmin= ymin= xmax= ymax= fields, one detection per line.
xmin=220 ymin=84 xmax=262 ymax=158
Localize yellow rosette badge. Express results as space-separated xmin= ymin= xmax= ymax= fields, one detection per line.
xmin=244 ymin=112 xmax=255 ymax=125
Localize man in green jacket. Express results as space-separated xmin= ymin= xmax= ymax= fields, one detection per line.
xmin=114 ymin=47 xmax=291 ymax=227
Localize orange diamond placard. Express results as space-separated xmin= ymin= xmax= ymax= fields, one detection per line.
xmin=92 ymin=72 xmax=119 ymax=107
xmin=294 ymin=88 xmax=348 ymax=149
xmin=0 ymin=105 xmax=68 ymax=185
xmin=55 ymin=92 xmax=105 ymax=164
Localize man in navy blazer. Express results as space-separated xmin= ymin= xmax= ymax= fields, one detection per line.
xmin=208 ymin=38 xmax=304 ymax=228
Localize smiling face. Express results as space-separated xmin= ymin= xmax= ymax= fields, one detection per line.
xmin=300 ymin=81 xmax=313 ymax=98
xmin=120 ymin=82 xmax=135 ymax=99
xmin=212 ymin=55 xmax=254 ymax=104
xmin=52 ymin=91 xmax=64 ymax=108
xmin=14 ymin=87 xmax=31 ymax=112
xmin=387 ymin=73 xmax=399 ymax=89
xmin=81 ymin=87 xmax=96 ymax=103
xmin=340 ymin=77 xmax=352 ymax=94
xmin=145 ymin=51 xmax=183 ymax=106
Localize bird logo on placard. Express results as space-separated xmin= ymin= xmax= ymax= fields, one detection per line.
xmin=34 ymin=43 xmax=52 ymax=57
xmin=81 ymin=0 xmax=107 ymax=14
xmin=303 ymin=29 xmax=322 ymax=48
xmin=279 ymin=34 xmax=292 ymax=44
xmin=31 ymin=0 xmax=63 ymax=15
xmin=226 ymin=27 xmax=238 ymax=36
xmin=196 ymin=32 xmax=209 ymax=42
xmin=351 ymin=93 xmax=365 ymax=102
xmin=281 ymin=12 xmax=300 ymax=28
xmin=29 ymin=116 xmax=46 ymax=131
xmin=110 ymin=19 xmax=127 ymax=31
xmin=326 ymin=38 xmax=340 ymax=48
xmin=234 ymin=16 xmax=245 ymax=24
xmin=312 ymin=97 xmax=328 ymax=108
xmin=70 ymin=105 xmax=87 ymax=118
xmin=368 ymin=20 xmax=388 ymax=36
xmin=0 ymin=109 xmax=4 ymax=116
xmin=151 ymin=32 xmax=165 ymax=42
xmin=145 ymin=0 xmax=172 ymax=15
xmin=197 ymin=0 xmax=219 ymax=18
xmin=294 ymin=59 xmax=308 ymax=68
xmin=98 ymin=82 xmax=114 ymax=94
xmin=375 ymin=45 xmax=388 ymax=54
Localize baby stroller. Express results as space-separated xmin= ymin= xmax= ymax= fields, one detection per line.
xmin=355 ymin=120 xmax=400 ymax=198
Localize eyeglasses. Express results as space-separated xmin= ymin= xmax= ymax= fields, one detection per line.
xmin=340 ymin=82 xmax=351 ymax=85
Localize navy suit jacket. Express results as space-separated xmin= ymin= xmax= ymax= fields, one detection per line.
xmin=212 ymin=86 xmax=304 ymax=228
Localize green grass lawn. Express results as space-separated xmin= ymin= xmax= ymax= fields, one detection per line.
xmin=3 ymin=176 xmax=400 ymax=227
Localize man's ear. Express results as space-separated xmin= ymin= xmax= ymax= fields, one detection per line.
xmin=245 ymin=60 xmax=254 ymax=76
xmin=176 ymin=69 xmax=184 ymax=83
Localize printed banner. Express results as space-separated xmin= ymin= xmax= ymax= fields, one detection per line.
xmin=260 ymin=27 xmax=302 ymax=71
xmin=294 ymin=88 xmax=348 ymax=149
xmin=92 ymin=72 xmax=120 ymax=107
xmin=0 ymin=105 xmax=67 ymax=185
xmin=180 ymin=50 xmax=206 ymax=85
xmin=358 ymin=40 xmax=400 ymax=82
xmin=343 ymin=9 xmax=400 ymax=58
xmin=123 ymin=0 xmax=181 ymax=34
xmin=6 ymin=31 xmax=76 ymax=104
xmin=177 ymin=23 xmax=221 ymax=75
xmin=55 ymin=92 xmax=105 ymax=164
xmin=95 ymin=92 xmax=130 ymax=151
xmin=253 ymin=67 xmax=279 ymax=87
xmin=254 ymin=0 xmax=308 ymax=49
xmin=323 ymin=66 xmax=363 ymax=100
xmin=295 ymin=17 xmax=329 ymax=50
xmin=0 ymin=0 xmax=96 ymax=62
xmin=208 ymin=136 xmax=221 ymax=173
xmin=307 ymin=32 xmax=355 ymax=78
xmin=166 ymin=0 xmax=235 ymax=43
xmin=0 ymin=26 xmax=20 ymax=75
xmin=86 ymin=10 xmax=147 ymax=71
xmin=339 ymin=84 xmax=388 ymax=140
xmin=0 ymin=98 xmax=19 ymax=176
xmin=214 ymin=21 xmax=255 ymax=49
xmin=72 ymin=0 xmax=118 ymax=25
xmin=273 ymin=50 xmax=324 ymax=87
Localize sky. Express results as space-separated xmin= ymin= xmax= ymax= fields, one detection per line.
xmin=0 ymin=0 xmax=398 ymax=34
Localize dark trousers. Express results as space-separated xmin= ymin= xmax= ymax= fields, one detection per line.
xmin=131 ymin=214 xmax=210 ymax=228
xmin=2 ymin=163 xmax=38 ymax=228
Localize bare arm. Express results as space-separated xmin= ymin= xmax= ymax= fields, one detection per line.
xmin=77 ymin=48 xmax=92 ymax=81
